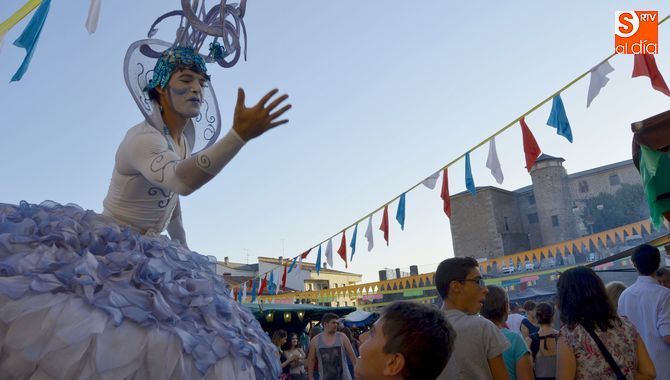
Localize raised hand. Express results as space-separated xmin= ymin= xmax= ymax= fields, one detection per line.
xmin=232 ymin=88 xmax=291 ymax=142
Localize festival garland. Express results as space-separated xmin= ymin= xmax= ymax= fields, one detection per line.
xmin=233 ymin=14 xmax=670 ymax=303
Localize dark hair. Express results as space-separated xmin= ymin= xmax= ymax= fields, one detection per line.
xmin=309 ymin=326 xmax=322 ymax=339
xmin=535 ymin=302 xmax=554 ymax=325
xmin=632 ymin=244 xmax=661 ymax=275
xmin=272 ymin=329 xmax=288 ymax=347
xmin=523 ymin=300 xmax=536 ymax=311
xmin=435 ymin=257 xmax=479 ymax=299
xmin=481 ymin=285 xmax=508 ymax=323
xmin=381 ymin=301 xmax=455 ymax=380
xmin=322 ymin=312 xmax=339 ymax=324
xmin=287 ymin=332 xmax=300 ymax=349
xmin=338 ymin=326 xmax=354 ymax=342
xmin=557 ymin=267 xmax=618 ymax=332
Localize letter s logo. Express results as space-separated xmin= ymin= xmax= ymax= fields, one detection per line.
xmin=615 ymin=11 xmax=639 ymax=38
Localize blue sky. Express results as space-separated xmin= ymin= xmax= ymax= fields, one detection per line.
xmin=2 ymin=1 xmax=670 ymax=282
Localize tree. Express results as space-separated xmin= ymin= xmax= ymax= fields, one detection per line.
xmin=581 ymin=183 xmax=648 ymax=233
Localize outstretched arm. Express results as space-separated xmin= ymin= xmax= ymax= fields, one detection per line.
xmin=175 ymin=88 xmax=291 ymax=192
xmin=126 ymin=89 xmax=290 ymax=196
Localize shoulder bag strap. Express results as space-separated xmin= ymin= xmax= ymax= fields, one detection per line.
xmin=580 ymin=323 xmax=626 ymax=380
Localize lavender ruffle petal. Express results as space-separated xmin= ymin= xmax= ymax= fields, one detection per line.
xmin=0 ymin=201 xmax=280 ymax=378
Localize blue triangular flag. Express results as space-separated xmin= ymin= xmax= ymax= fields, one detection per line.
xmin=11 ymin=0 xmax=52 ymax=82
xmin=268 ymin=271 xmax=275 ymax=295
xmin=315 ymin=244 xmax=322 ymax=274
xmin=288 ymin=257 xmax=297 ymax=273
xmin=465 ymin=152 xmax=476 ymax=196
xmin=250 ymin=279 xmax=258 ymax=303
xmin=395 ymin=193 xmax=406 ymax=230
xmin=547 ymin=95 xmax=573 ymax=143
xmin=349 ymin=223 xmax=358 ymax=261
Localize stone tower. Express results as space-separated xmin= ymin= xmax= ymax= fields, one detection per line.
xmin=530 ymin=154 xmax=579 ymax=245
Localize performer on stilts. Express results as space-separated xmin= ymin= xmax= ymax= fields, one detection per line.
xmin=0 ymin=1 xmax=287 ymax=378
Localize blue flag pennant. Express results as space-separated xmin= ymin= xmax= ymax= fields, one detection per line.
xmin=11 ymin=0 xmax=52 ymax=82
xmin=315 ymin=244 xmax=322 ymax=274
xmin=547 ymin=94 xmax=573 ymax=143
xmin=268 ymin=271 xmax=275 ymax=295
xmin=250 ymin=279 xmax=258 ymax=303
xmin=395 ymin=193 xmax=406 ymax=230
xmin=288 ymin=257 xmax=297 ymax=273
xmin=465 ymin=152 xmax=476 ymax=196
xmin=349 ymin=223 xmax=358 ymax=261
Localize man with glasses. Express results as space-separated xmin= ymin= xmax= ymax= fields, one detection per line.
xmin=435 ymin=257 xmax=510 ymax=380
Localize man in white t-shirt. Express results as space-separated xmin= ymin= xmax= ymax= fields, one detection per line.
xmin=435 ymin=257 xmax=510 ymax=380
xmin=618 ymin=244 xmax=670 ymax=380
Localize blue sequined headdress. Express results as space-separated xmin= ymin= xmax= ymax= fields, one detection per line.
xmin=124 ymin=0 xmax=247 ymax=154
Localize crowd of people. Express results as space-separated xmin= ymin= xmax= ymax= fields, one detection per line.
xmin=277 ymin=244 xmax=669 ymax=380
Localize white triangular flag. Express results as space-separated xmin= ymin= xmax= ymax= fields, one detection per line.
xmin=486 ymin=138 xmax=504 ymax=184
xmin=85 ymin=0 xmax=102 ymax=34
xmin=587 ymin=61 xmax=614 ymax=107
xmin=365 ymin=215 xmax=374 ymax=251
xmin=241 ymin=282 xmax=247 ymax=302
xmin=275 ymin=268 xmax=282 ymax=294
xmin=298 ymin=255 xmax=303 ymax=272
xmin=422 ymin=171 xmax=440 ymax=189
xmin=229 ymin=287 xmax=234 ymax=298
xmin=325 ymin=238 xmax=333 ymax=268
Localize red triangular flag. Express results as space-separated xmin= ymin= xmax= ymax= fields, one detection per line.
xmin=379 ymin=205 xmax=390 ymax=245
xmin=337 ymin=231 xmax=348 ymax=268
xmin=233 ymin=288 xmax=238 ymax=301
xmin=440 ymin=168 xmax=451 ymax=218
xmin=258 ymin=273 xmax=268 ymax=295
xmin=281 ymin=264 xmax=287 ymax=288
xmin=520 ymin=117 xmax=541 ymax=172
xmin=301 ymin=248 xmax=311 ymax=259
xmin=633 ymin=54 xmax=670 ymax=96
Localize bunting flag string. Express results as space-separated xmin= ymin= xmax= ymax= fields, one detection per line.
xmin=547 ymin=95 xmax=573 ymax=143
xmin=85 ymin=0 xmax=102 ymax=34
xmin=464 ymin=152 xmax=476 ymax=196
xmin=232 ymin=15 xmax=670 ymax=295
xmin=486 ymin=138 xmax=504 ymax=184
xmin=349 ymin=223 xmax=358 ymax=262
xmin=0 ymin=0 xmax=42 ymax=35
xmin=365 ymin=215 xmax=374 ymax=251
xmin=325 ymin=238 xmax=333 ymax=268
xmin=441 ymin=167 xmax=451 ymax=218
xmin=281 ymin=264 xmax=287 ymax=288
xmin=395 ymin=193 xmax=406 ymax=230
xmin=520 ymin=117 xmax=542 ymax=172
xmin=315 ymin=244 xmax=322 ymax=274
xmin=337 ymin=231 xmax=348 ymax=268
xmin=379 ymin=205 xmax=389 ymax=246
xmin=422 ymin=171 xmax=440 ymax=189
xmin=258 ymin=273 xmax=268 ymax=296
xmin=298 ymin=248 xmax=310 ymax=271
xmin=288 ymin=256 xmax=297 ymax=273
xmin=587 ymin=61 xmax=614 ymax=107
xmin=267 ymin=270 xmax=274 ymax=295
xmin=632 ymin=54 xmax=670 ymax=97
xmin=250 ymin=279 xmax=257 ymax=303
xmin=10 ymin=0 xmax=51 ymax=82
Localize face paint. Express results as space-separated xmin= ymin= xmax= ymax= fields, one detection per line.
xmin=164 ymin=69 xmax=207 ymax=119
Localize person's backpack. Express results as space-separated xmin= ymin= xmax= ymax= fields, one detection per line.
xmin=529 ymin=332 xmax=558 ymax=378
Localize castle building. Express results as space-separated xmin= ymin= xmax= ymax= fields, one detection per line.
xmin=450 ymin=155 xmax=645 ymax=260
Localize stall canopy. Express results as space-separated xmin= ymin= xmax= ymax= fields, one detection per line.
xmin=342 ymin=310 xmax=378 ymax=328
xmin=244 ymin=303 xmax=356 ymax=334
